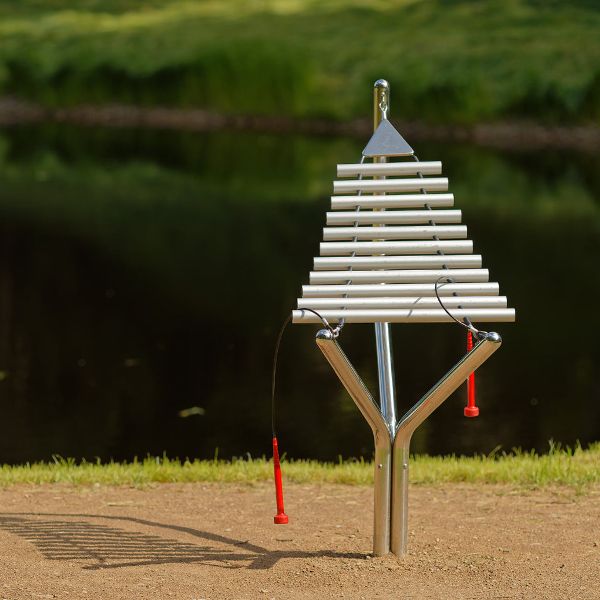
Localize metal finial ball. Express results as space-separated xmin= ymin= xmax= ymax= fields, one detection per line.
xmin=485 ymin=331 xmax=502 ymax=344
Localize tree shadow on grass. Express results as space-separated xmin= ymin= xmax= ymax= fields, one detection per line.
xmin=0 ymin=513 xmax=365 ymax=570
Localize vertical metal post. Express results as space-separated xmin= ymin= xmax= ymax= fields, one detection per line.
xmin=391 ymin=435 xmax=411 ymax=555
xmin=373 ymin=80 xmax=397 ymax=430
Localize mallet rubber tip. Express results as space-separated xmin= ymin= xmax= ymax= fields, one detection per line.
xmin=274 ymin=513 xmax=289 ymax=525
xmin=464 ymin=406 xmax=479 ymax=418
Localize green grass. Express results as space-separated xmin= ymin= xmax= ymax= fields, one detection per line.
xmin=0 ymin=1 xmax=599 ymax=123
xmin=1 ymin=443 xmax=598 ymax=488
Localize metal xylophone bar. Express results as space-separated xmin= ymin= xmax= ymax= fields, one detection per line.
xmin=302 ymin=282 xmax=500 ymax=297
xmin=331 ymin=194 xmax=455 ymax=209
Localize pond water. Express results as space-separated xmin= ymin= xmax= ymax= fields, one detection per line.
xmin=0 ymin=125 xmax=599 ymax=463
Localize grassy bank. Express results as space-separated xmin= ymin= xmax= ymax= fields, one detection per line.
xmin=0 ymin=1 xmax=599 ymax=124
xmin=1 ymin=444 xmax=598 ymax=488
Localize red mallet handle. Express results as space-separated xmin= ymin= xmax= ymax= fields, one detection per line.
xmin=272 ymin=437 xmax=289 ymax=524
xmin=464 ymin=331 xmax=479 ymax=418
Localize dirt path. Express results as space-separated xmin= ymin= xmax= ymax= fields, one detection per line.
xmin=0 ymin=483 xmax=598 ymax=599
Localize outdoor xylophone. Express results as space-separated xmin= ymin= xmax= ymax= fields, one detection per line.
xmin=280 ymin=79 xmax=516 ymax=557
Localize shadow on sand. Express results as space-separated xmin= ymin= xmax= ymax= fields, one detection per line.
xmin=0 ymin=513 xmax=365 ymax=570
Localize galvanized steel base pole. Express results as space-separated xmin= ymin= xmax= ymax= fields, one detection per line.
xmin=373 ymin=79 xmax=396 ymax=556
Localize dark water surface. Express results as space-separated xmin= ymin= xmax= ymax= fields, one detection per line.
xmin=0 ymin=125 xmax=599 ymax=463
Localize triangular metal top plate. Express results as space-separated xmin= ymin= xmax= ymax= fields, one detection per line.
xmin=362 ymin=119 xmax=414 ymax=157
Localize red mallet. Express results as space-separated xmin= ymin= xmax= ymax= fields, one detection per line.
xmin=272 ymin=437 xmax=289 ymax=524
xmin=464 ymin=330 xmax=479 ymax=418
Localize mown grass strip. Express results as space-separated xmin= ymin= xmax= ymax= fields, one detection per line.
xmin=0 ymin=443 xmax=598 ymax=488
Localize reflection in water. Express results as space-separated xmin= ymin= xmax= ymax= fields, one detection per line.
xmin=0 ymin=126 xmax=598 ymax=462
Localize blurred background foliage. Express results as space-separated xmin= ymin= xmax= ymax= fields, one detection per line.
xmin=1 ymin=125 xmax=599 ymax=461
xmin=0 ymin=0 xmax=600 ymax=123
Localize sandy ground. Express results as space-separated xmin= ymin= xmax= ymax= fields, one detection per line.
xmin=0 ymin=483 xmax=598 ymax=599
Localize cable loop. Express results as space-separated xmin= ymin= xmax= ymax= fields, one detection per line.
xmin=297 ymin=308 xmax=340 ymax=337
xmin=271 ymin=309 xmax=341 ymax=437
xmin=434 ymin=277 xmax=487 ymax=339
xmin=378 ymin=100 xmax=388 ymax=119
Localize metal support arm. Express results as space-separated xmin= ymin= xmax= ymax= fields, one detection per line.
xmin=390 ymin=331 xmax=502 ymax=555
xmin=316 ymin=329 xmax=392 ymax=556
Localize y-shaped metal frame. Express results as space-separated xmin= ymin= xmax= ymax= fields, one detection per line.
xmin=316 ymin=329 xmax=502 ymax=557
